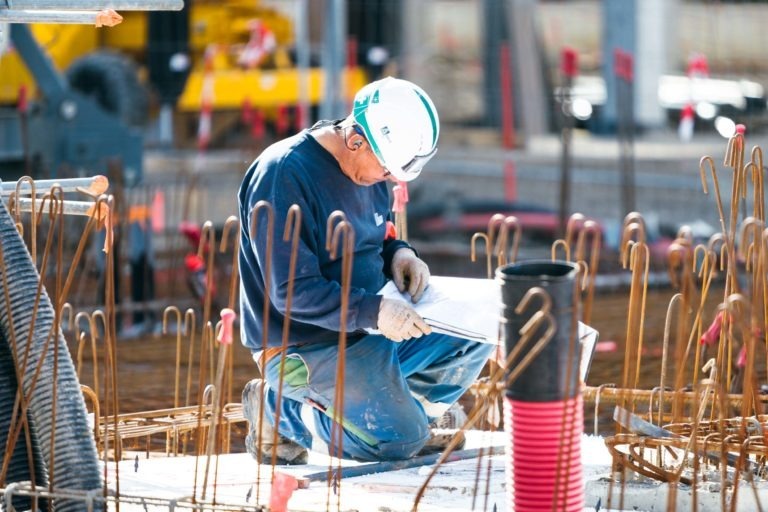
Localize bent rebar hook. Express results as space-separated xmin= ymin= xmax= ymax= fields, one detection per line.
xmin=270 ymin=205 xmax=303 ymax=478
xmin=163 ymin=306 xmax=183 ymax=409
xmin=327 ymin=219 xmax=355 ymax=510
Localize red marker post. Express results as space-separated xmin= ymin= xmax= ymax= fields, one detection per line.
xmin=561 ymin=47 xmax=578 ymax=79
xmin=270 ymin=472 xmax=300 ymax=512
xmin=392 ymin=181 xmax=410 ymax=241
xmin=614 ymin=48 xmax=636 ymax=215
xmin=558 ymin=47 xmax=579 ymax=236
xmin=500 ymin=42 xmax=516 ymax=149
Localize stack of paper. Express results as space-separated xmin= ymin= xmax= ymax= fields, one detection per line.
xmin=373 ymin=276 xmax=599 ymax=380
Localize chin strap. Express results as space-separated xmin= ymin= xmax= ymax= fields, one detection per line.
xmin=392 ymin=181 xmax=409 ymax=242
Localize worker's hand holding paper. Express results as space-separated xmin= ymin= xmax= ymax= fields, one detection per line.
xmin=375 ymin=276 xmax=500 ymax=342
xmin=371 ymin=276 xmax=599 ymax=380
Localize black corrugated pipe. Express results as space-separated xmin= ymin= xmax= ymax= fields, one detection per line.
xmin=497 ymin=260 xmax=584 ymax=512
xmin=498 ymin=260 xmax=580 ymax=401
xmin=0 ymin=200 xmax=102 ymax=512
xmin=0 ymin=333 xmax=49 ymax=512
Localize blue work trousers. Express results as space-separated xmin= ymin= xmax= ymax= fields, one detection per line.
xmin=260 ymin=333 xmax=494 ymax=461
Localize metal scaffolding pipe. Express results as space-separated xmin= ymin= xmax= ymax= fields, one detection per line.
xmin=2 ymin=0 xmax=183 ymax=11
xmin=581 ymin=385 xmax=758 ymax=409
xmin=11 ymin=198 xmax=106 ymax=218
xmin=1 ymin=175 xmax=108 ymax=195
xmin=0 ymin=8 xmax=122 ymax=23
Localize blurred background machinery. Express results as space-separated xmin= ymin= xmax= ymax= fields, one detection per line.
xmin=5 ymin=0 xmax=768 ymax=272
xmin=0 ymin=0 xmax=370 ymax=179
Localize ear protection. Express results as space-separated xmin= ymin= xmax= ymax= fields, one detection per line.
xmin=353 ymin=140 xmax=363 ymax=149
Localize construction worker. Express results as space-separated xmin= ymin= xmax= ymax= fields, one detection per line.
xmin=238 ymin=77 xmax=494 ymax=463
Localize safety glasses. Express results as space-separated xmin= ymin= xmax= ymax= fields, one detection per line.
xmin=353 ymin=124 xmax=437 ymax=179
xmin=399 ymin=145 xmax=438 ymax=177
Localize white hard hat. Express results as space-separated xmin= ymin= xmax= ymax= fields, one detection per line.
xmin=352 ymin=77 xmax=439 ymax=182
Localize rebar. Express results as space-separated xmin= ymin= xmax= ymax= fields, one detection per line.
xmin=326 ymin=217 xmax=354 ymax=511
xmin=162 ymin=306 xmax=183 ymax=409
xmin=470 ymin=232 xmax=492 ymax=279
xmin=196 ymin=221 xmax=217 ymax=364
xmin=700 ymin=156 xmax=728 ymax=237
xmin=668 ymin=239 xmax=696 ymax=411
xmin=620 ymin=240 xmax=650 ymax=419
xmin=201 ymin=309 xmax=236 ymax=501
xmin=551 ymin=238 xmax=570 ymax=262
xmin=218 ymin=216 xmax=239 ymax=405
xmin=486 ymin=213 xmax=506 ymax=269
xmin=271 ymin=204 xmax=302 ymax=484
xmin=248 ymin=200 xmax=273 ymax=505
xmin=575 ymin=220 xmax=601 ymax=324
xmin=564 ymin=213 xmax=585 ymax=250
xmin=192 ymin=321 xmax=215 ymax=500
xmin=0 ymin=482 xmax=268 ymax=512
xmin=75 ymin=312 xmax=99 ymax=400
xmin=11 ymin=177 xmax=36 ymax=263
xmin=183 ymin=308 xmax=196 ymax=410
xmin=496 ymin=215 xmax=521 ymax=265
xmin=660 ymin=294 xmax=682 ymax=424
xmin=750 ymin=147 xmax=765 ymax=222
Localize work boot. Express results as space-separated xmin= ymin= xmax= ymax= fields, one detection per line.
xmin=419 ymin=401 xmax=468 ymax=455
xmin=432 ymin=400 xmax=469 ymax=429
xmin=242 ymin=379 xmax=308 ymax=465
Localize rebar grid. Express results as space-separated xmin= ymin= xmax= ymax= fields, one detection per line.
xmin=0 ymin=482 xmax=270 ymax=512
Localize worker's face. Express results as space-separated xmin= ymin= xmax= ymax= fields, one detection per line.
xmin=344 ymin=129 xmax=396 ymax=186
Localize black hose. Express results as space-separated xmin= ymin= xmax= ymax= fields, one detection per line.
xmin=0 ymin=332 xmax=49 ymax=512
xmin=0 ymin=200 xmax=102 ymax=512
xmin=497 ymin=260 xmax=580 ymax=401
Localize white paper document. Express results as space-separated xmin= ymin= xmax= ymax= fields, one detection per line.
xmin=372 ymin=276 xmax=599 ymax=380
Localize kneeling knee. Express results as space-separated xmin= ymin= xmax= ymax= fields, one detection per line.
xmin=371 ymin=422 xmax=430 ymax=460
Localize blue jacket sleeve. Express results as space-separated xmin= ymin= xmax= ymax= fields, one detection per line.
xmin=248 ymin=172 xmax=382 ymax=332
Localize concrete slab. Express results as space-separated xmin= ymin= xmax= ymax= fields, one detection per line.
xmin=108 ymin=432 xmax=619 ymax=512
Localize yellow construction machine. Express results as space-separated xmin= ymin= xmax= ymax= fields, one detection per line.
xmin=0 ymin=0 xmax=366 ymax=153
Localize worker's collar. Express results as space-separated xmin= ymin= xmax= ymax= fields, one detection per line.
xmin=308 ymin=119 xmax=347 ymax=167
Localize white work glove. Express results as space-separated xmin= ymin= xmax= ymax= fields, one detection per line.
xmin=391 ymin=248 xmax=430 ymax=303
xmin=377 ymin=298 xmax=432 ymax=342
